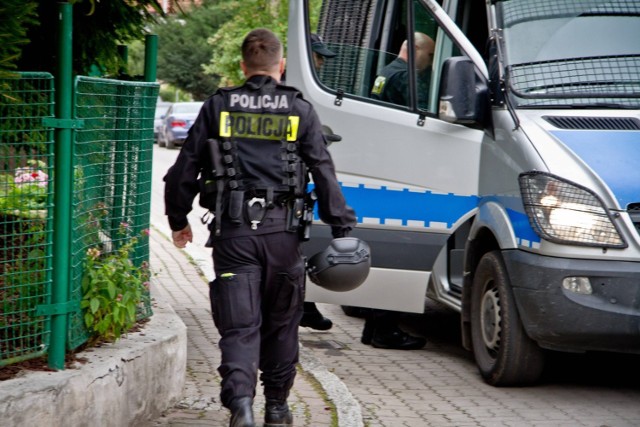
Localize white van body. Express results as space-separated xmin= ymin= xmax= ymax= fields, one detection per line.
xmin=288 ymin=0 xmax=640 ymax=385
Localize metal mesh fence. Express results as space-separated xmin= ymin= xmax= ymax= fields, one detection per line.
xmin=0 ymin=73 xmax=55 ymax=366
xmin=68 ymin=76 xmax=158 ymax=349
xmin=0 ymin=72 xmax=158 ymax=363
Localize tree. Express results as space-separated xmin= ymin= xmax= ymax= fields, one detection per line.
xmin=0 ymin=0 xmax=39 ymax=79
xmin=17 ymin=0 xmax=163 ymax=77
xmin=204 ymin=0 xmax=289 ymax=87
xmin=154 ymin=1 xmax=235 ymax=100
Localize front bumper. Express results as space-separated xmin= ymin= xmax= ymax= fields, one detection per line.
xmin=503 ymin=250 xmax=640 ymax=353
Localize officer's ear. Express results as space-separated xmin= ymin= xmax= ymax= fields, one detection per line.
xmin=240 ymin=61 xmax=249 ymax=77
xmin=279 ymin=58 xmax=285 ymax=76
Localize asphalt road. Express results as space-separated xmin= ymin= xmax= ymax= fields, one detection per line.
xmin=151 ymin=144 xmax=640 ymax=427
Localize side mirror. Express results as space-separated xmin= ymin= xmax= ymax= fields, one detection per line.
xmin=438 ymin=57 xmax=489 ymax=126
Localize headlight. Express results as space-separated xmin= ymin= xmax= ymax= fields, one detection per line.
xmin=519 ymin=172 xmax=626 ymax=248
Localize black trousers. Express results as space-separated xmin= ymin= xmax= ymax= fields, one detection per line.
xmin=209 ymin=231 xmax=305 ymax=408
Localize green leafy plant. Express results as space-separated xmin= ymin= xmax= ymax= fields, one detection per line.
xmin=81 ymin=223 xmax=150 ymax=343
xmin=0 ymin=159 xmax=49 ymax=219
xmin=0 ymin=217 xmax=48 ymax=359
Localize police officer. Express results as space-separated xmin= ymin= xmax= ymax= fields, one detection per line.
xmin=362 ymin=32 xmax=434 ymax=351
xmin=164 ymin=28 xmax=355 ymax=427
xmin=371 ymin=32 xmax=435 ymax=108
xmin=299 ymin=33 xmax=337 ymax=332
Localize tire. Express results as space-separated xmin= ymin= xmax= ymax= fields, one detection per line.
xmin=166 ymin=138 xmax=175 ymax=149
xmin=158 ymin=133 xmax=166 ymax=148
xmin=470 ymin=250 xmax=545 ymax=386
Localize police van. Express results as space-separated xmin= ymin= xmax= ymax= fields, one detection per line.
xmin=287 ymin=0 xmax=640 ymax=385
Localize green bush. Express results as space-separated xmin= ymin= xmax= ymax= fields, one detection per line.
xmin=81 ymin=223 xmax=150 ymax=343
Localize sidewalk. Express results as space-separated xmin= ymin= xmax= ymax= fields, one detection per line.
xmin=146 ymin=225 xmax=355 ymax=427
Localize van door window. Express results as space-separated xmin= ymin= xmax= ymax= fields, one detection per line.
xmin=312 ymin=0 xmax=468 ymax=115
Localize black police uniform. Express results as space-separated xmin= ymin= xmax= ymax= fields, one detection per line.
xmin=164 ymin=75 xmax=356 ymax=409
xmin=371 ymin=57 xmax=431 ymax=108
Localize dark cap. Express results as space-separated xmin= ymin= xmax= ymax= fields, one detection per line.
xmin=311 ymin=33 xmax=336 ymax=58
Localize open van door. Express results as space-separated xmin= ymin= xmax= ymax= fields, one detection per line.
xmin=288 ymin=0 xmax=489 ymax=313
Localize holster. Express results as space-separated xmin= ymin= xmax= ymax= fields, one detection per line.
xmin=297 ymin=191 xmax=317 ymax=241
xmin=228 ymin=190 xmax=244 ymax=225
xmin=286 ymin=197 xmax=305 ymax=232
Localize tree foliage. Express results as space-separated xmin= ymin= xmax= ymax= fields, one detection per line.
xmin=154 ymin=1 xmax=235 ymax=100
xmin=204 ymin=0 xmax=289 ymax=87
xmin=17 ymin=0 xmax=163 ymax=76
xmin=0 ymin=0 xmax=39 ymax=79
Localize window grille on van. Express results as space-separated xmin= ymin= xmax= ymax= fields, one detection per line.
xmin=317 ymin=0 xmax=375 ymax=96
xmin=501 ymin=1 xmax=640 ymax=27
xmin=543 ymin=116 xmax=640 ymax=130
xmin=628 ymin=204 xmax=640 ymax=237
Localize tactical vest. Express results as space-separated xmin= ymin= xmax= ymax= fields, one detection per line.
xmin=199 ymin=81 xmax=307 ymax=235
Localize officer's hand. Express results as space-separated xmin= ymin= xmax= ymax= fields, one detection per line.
xmin=172 ymin=225 xmax=193 ymax=248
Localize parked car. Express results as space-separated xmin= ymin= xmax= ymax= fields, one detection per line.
xmin=158 ymin=101 xmax=204 ymax=149
xmin=154 ymin=102 xmax=171 ymax=144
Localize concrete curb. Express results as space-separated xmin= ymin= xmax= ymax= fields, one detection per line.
xmin=0 ymin=297 xmax=187 ymax=427
xmin=298 ymin=343 xmax=364 ymax=427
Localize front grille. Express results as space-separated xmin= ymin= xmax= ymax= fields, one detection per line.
xmin=544 ymin=116 xmax=640 ymax=130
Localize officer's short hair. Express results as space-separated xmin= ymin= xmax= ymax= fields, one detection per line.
xmin=242 ymin=28 xmax=282 ymax=70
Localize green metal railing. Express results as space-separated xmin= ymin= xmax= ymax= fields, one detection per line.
xmin=0 ymin=73 xmax=55 ymax=366
xmin=68 ymin=76 xmax=157 ymax=350
xmin=0 ymin=3 xmax=159 ymax=368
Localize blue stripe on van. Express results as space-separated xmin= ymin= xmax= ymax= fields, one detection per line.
xmin=550 ymin=130 xmax=640 ymax=208
xmin=311 ymin=184 xmax=542 ymax=247
xmin=507 ymin=207 xmax=541 ymax=247
xmin=311 ymin=183 xmax=478 ymax=228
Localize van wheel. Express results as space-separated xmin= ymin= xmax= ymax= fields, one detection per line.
xmin=166 ymin=138 xmax=175 ymax=149
xmin=470 ymin=251 xmax=545 ymax=386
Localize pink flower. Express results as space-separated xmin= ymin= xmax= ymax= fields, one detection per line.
xmin=15 ymin=170 xmax=48 ymax=187
xmin=141 ymin=228 xmax=150 ymax=236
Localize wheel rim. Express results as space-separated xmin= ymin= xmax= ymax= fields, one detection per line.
xmin=480 ymin=284 xmax=501 ymax=356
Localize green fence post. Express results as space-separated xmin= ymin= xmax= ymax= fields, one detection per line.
xmin=49 ymin=1 xmax=74 ymax=370
xmin=144 ymin=34 xmax=158 ymax=83
xmin=118 ymin=45 xmax=129 ymax=76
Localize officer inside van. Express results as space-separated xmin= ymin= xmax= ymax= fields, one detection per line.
xmin=371 ymin=32 xmax=435 ymax=109
xmin=360 ymin=32 xmax=433 ymax=350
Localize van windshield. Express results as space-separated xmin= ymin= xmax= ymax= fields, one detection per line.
xmin=497 ymin=0 xmax=640 ymax=108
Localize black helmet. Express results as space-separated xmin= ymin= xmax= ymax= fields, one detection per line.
xmin=306 ymin=237 xmax=371 ymax=292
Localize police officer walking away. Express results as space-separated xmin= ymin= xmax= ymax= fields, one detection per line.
xmin=164 ymin=28 xmax=356 ymax=427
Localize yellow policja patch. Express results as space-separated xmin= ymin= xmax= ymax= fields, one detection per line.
xmin=371 ymin=76 xmax=387 ymax=95
xmin=220 ymin=112 xmax=299 ymax=141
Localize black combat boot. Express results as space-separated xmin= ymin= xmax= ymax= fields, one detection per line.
xmin=229 ymin=396 xmax=255 ymax=427
xmin=300 ymin=302 xmax=333 ymax=331
xmin=361 ymin=310 xmax=426 ymax=350
xmin=264 ymin=399 xmax=293 ymax=426
xmin=371 ymin=325 xmax=426 ymax=350
xmin=361 ymin=316 xmax=375 ymax=344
